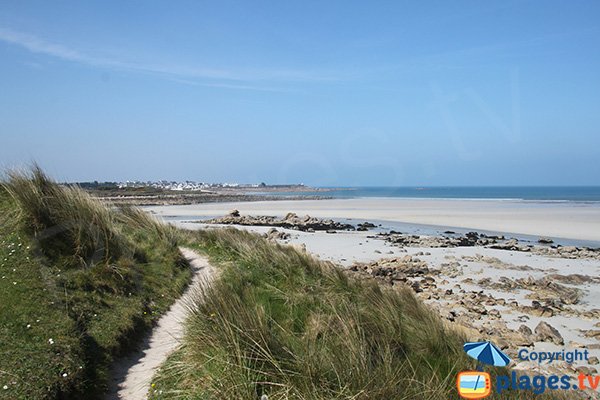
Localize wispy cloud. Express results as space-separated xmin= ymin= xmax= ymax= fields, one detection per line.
xmin=167 ymin=77 xmax=299 ymax=93
xmin=0 ymin=27 xmax=338 ymax=89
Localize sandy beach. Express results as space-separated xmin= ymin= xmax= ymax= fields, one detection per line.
xmin=148 ymin=197 xmax=600 ymax=377
xmin=147 ymin=197 xmax=600 ymax=243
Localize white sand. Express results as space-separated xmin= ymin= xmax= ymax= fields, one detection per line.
xmin=146 ymin=197 xmax=600 ymax=242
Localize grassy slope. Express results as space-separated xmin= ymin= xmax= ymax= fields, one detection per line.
xmin=149 ymin=228 xmax=566 ymax=399
xmin=0 ymin=171 xmax=191 ymax=399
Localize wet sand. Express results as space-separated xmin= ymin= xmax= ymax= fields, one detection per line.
xmin=147 ymin=197 xmax=600 ymax=242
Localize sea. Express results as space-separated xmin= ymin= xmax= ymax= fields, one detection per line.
xmin=266 ymin=186 xmax=600 ymax=203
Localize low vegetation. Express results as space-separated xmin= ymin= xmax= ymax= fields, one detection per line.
xmin=148 ymin=228 xmax=565 ymax=399
xmin=0 ymin=166 xmax=191 ymax=399
xmin=0 ymin=166 xmax=568 ymax=399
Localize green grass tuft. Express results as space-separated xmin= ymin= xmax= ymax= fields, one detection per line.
xmin=0 ymin=167 xmax=191 ymax=399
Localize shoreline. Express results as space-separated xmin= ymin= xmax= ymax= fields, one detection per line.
xmin=146 ymin=197 xmax=600 ymax=243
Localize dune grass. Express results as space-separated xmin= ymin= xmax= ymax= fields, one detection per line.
xmin=0 ymin=167 xmax=191 ymax=399
xmin=0 ymin=166 xmax=570 ymax=399
xmin=148 ymin=228 xmax=567 ymax=399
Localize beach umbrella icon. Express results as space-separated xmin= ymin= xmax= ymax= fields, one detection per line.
xmin=463 ymin=341 xmax=511 ymax=367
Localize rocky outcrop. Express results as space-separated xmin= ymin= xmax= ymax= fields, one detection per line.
xmin=534 ymin=322 xmax=564 ymax=345
xmin=377 ymin=231 xmax=600 ymax=260
xmin=479 ymin=275 xmax=582 ymax=307
xmin=203 ymin=211 xmax=355 ymax=232
xmin=345 ymin=255 xmax=594 ymax=370
xmin=377 ymin=231 xmax=502 ymax=248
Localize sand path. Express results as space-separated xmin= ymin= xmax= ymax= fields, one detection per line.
xmin=105 ymin=247 xmax=215 ymax=400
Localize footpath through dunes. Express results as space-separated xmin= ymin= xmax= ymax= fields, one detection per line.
xmin=106 ymin=247 xmax=216 ymax=400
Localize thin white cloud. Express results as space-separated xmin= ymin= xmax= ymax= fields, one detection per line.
xmin=167 ymin=77 xmax=299 ymax=93
xmin=0 ymin=27 xmax=339 ymax=88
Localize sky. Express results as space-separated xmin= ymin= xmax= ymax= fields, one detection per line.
xmin=0 ymin=0 xmax=599 ymax=186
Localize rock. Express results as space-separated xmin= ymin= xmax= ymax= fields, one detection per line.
xmin=518 ymin=325 xmax=533 ymax=336
xmin=326 ymin=229 xmax=336 ymax=234
xmin=264 ymin=228 xmax=290 ymax=241
xmin=411 ymin=281 xmax=422 ymax=293
xmin=495 ymin=338 xmax=510 ymax=350
xmin=534 ymin=322 xmax=564 ymax=345
xmin=560 ymin=246 xmax=578 ymax=253
xmin=522 ymin=301 xmax=555 ymax=317
xmin=203 ymin=212 xmax=355 ymax=232
xmin=357 ymin=222 xmax=376 ymax=231
xmin=576 ymin=366 xmax=598 ymax=375
xmin=538 ymin=237 xmax=554 ymax=244
xmin=584 ymin=330 xmax=600 ymax=339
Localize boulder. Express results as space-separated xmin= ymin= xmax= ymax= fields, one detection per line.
xmin=518 ymin=325 xmax=533 ymax=336
xmin=534 ymin=322 xmax=564 ymax=345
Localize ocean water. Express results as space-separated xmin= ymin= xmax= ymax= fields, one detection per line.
xmin=268 ymin=187 xmax=600 ymax=202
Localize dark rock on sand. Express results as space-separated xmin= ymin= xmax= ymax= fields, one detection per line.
xmin=203 ymin=211 xmax=355 ymax=232
xmin=264 ymin=228 xmax=291 ymax=241
xmin=535 ymin=322 xmax=564 ymax=345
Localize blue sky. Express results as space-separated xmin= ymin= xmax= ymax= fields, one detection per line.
xmin=0 ymin=1 xmax=599 ymax=185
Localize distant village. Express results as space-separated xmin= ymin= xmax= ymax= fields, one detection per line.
xmin=75 ymin=180 xmax=306 ymax=192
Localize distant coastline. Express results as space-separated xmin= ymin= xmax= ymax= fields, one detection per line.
xmin=265 ymin=186 xmax=600 ymax=202
xmin=82 ymin=183 xmax=600 ymax=206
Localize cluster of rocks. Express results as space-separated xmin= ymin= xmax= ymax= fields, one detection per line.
xmin=203 ymin=210 xmax=356 ymax=232
xmin=377 ymin=231 xmax=600 ymax=260
xmin=479 ymin=275 xmax=582 ymax=307
xmin=347 ymin=255 xmax=600 ymax=374
xmin=357 ymin=222 xmax=377 ymax=231
xmin=377 ymin=231 xmax=504 ymax=248
xmin=487 ymin=239 xmax=600 ymax=260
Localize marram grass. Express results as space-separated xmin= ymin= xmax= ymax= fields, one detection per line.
xmin=149 ymin=228 xmax=568 ymax=399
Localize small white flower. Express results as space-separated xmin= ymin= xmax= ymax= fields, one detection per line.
xmin=48 ymin=338 xmax=54 ymax=345
xmin=2 ymin=385 xmax=7 ymax=390
xmin=62 ymin=373 xmax=68 ymax=378
xmin=12 ymin=282 xmax=16 ymax=285
xmin=26 ymin=324 xmax=31 ymax=329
